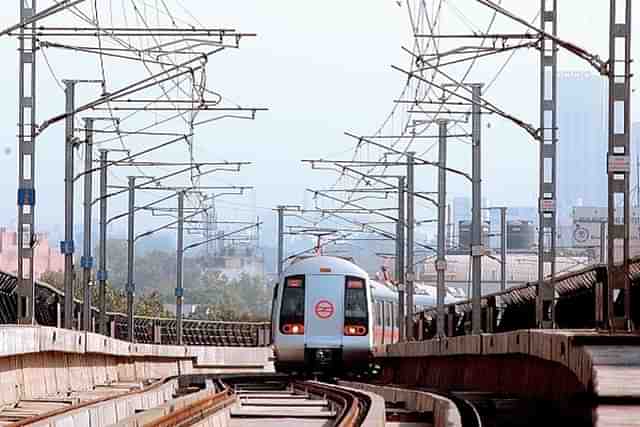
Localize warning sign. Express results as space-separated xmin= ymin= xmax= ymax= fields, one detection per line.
xmin=314 ymin=300 xmax=334 ymax=319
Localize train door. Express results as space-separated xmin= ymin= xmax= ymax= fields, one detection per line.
xmin=304 ymin=274 xmax=344 ymax=349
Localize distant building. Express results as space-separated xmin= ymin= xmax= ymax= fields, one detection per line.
xmin=421 ymin=254 xmax=588 ymax=295
xmin=557 ymin=71 xmax=608 ymax=225
xmin=506 ymin=220 xmax=535 ymax=251
xmin=456 ymin=220 xmax=490 ymax=252
xmin=488 ymin=207 xmax=537 ymax=249
xmin=205 ymin=244 xmax=265 ymax=280
xmin=163 ymin=304 xmax=198 ymax=316
xmin=452 ymin=197 xmax=472 ymax=225
xmin=0 ymin=227 xmax=63 ymax=278
xmin=452 ymin=196 xmax=487 ymax=248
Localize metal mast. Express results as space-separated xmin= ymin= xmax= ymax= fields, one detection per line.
xmin=277 ymin=206 xmax=284 ymax=277
xmin=606 ymin=0 xmax=633 ymax=330
xmin=537 ymin=0 xmax=558 ymax=328
xmin=471 ymin=83 xmax=483 ymax=335
xmin=126 ymin=177 xmax=136 ymax=342
xmin=406 ymin=153 xmax=415 ymax=339
xmin=62 ymin=80 xmax=77 ymax=330
xmin=397 ymin=176 xmax=406 ymax=342
xmin=500 ymin=207 xmax=507 ymax=293
xmin=176 ymin=191 xmax=185 ymax=345
xmin=98 ymin=150 xmax=108 ymax=334
xmin=436 ymin=119 xmax=449 ymax=337
xmin=81 ymin=119 xmax=94 ymax=331
xmin=16 ymin=0 xmax=37 ymax=324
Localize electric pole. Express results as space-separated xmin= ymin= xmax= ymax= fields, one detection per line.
xmin=16 ymin=0 xmax=37 ymax=325
xmin=126 ymin=176 xmax=136 ymax=342
xmin=277 ymin=206 xmax=284 ymax=277
xmin=81 ymin=118 xmax=94 ymax=331
xmin=436 ymin=119 xmax=449 ymax=337
xmin=471 ymin=83 xmax=483 ymax=335
xmin=406 ymin=153 xmax=415 ymax=339
xmin=536 ymin=0 xmax=558 ymax=329
xmin=176 ymin=191 xmax=185 ymax=345
xmin=62 ymin=80 xmax=77 ymax=330
xmin=500 ymin=207 xmax=507 ymax=292
xmin=397 ymin=176 xmax=406 ymax=342
xmin=606 ymin=0 xmax=633 ymax=330
xmin=98 ymin=150 xmax=108 ymax=335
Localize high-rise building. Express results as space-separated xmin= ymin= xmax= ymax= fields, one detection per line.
xmin=452 ymin=196 xmax=471 ymax=225
xmin=557 ymin=71 xmax=608 ymax=225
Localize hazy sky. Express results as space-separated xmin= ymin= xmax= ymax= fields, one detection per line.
xmin=0 ymin=1 xmax=637 ymax=245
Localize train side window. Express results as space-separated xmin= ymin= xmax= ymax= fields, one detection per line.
xmin=382 ymin=302 xmax=387 ymax=327
xmin=385 ymin=302 xmax=392 ymax=328
xmin=376 ymin=301 xmax=382 ymax=326
xmin=391 ymin=302 xmax=395 ymax=330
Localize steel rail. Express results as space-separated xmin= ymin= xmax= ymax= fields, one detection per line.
xmin=144 ymin=381 xmax=235 ymax=427
xmin=293 ymin=381 xmax=370 ymax=427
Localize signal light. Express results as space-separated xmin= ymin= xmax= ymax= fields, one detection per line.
xmin=282 ymin=323 xmax=305 ymax=335
xmin=347 ymin=279 xmax=364 ymax=289
xmin=344 ymin=325 xmax=367 ymax=336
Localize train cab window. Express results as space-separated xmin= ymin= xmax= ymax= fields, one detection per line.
xmin=344 ymin=277 xmax=368 ymax=336
xmin=280 ymin=276 xmax=305 ymax=334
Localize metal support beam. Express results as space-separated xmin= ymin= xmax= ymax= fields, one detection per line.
xmin=436 ymin=120 xmax=449 ymax=337
xmin=606 ymin=0 xmax=633 ymax=330
xmin=600 ymin=221 xmax=606 ymax=264
xmin=176 ymin=191 xmax=185 ymax=345
xmin=81 ymin=119 xmax=94 ymax=331
xmin=277 ymin=206 xmax=284 ymax=277
xmin=397 ymin=176 xmax=406 ymax=342
xmin=406 ymin=153 xmax=415 ymax=340
xmin=16 ymin=0 xmax=37 ymax=324
xmin=126 ymin=177 xmax=136 ymax=342
xmin=500 ymin=207 xmax=507 ymax=292
xmin=536 ymin=0 xmax=558 ymax=328
xmin=98 ymin=150 xmax=108 ymax=335
xmin=63 ymin=80 xmax=77 ymax=330
xmin=471 ymin=84 xmax=483 ymax=335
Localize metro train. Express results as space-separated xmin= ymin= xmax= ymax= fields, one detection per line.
xmin=271 ymin=255 xmax=462 ymax=373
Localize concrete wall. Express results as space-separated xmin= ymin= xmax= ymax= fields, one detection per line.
xmin=28 ymin=379 xmax=179 ymax=427
xmin=0 ymin=325 xmax=273 ymax=406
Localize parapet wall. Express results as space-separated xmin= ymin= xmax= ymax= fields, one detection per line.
xmin=0 ymin=325 xmax=273 ymax=406
xmin=376 ymin=329 xmax=640 ymax=400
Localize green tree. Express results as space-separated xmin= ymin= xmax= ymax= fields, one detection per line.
xmin=187 ymin=272 xmax=272 ymax=321
xmin=39 ymin=270 xmax=169 ymax=317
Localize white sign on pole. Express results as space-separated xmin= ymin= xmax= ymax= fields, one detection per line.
xmin=572 ymin=206 xmax=640 ymax=247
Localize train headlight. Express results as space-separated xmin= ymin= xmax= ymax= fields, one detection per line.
xmin=282 ymin=323 xmax=305 ymax=335
xmin=316 ymin=349 xmax=332 ymax=362
xmin=344 ymin=325 xmax=367 ymax=336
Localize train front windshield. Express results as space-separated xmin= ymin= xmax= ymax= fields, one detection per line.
xmin=280 ymin=276 xmax=305 ymax=334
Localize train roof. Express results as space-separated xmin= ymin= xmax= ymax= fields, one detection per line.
xmin=282 ymin=255 xmax=368 ymax=279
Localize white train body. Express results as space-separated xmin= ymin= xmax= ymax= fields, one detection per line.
xmin=271 ymin=255 xmax=461 ymax=372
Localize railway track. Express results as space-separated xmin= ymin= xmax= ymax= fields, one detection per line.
xmin=137 ymin=374 xmax=376 ymax=427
